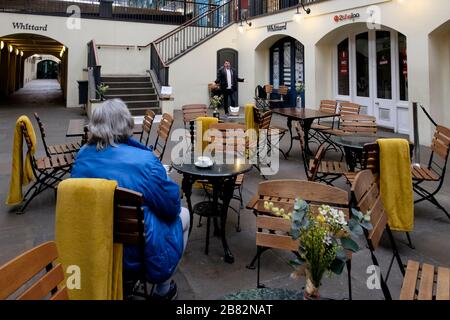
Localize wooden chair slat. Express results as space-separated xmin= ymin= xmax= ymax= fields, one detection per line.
xmin=400 ymin=260 xmax=420 ymax=300
xmin=113 ymin=233 xmax=141 ymax=246
xmin=49 ymin=287 xmax=69 ymax=300
xmin=0 ymin=242 xmax=59 ymax=300
xmin=114 ymin=219 xmax=141 ymax=234
xmin=418 ymin=264 xmax=435 ymax=300
xmin=18 ymin=263 xmax=65 ymax=300
xmin=436 ymin=267 xmax=450 ymax=300
xmin=256 ymin=233 xmax=298 ymax=251
xmin=256 ymin=215 xmax=292 ymax=233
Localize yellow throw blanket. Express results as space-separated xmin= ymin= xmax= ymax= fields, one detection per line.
xmin=195 ymin=116 xmax=219 ymax=154
xmin=378 ymin=139 xmax=414 ymax=232
xmin=6 ymin=116 xmax=37 ymax=205
xmin=55 ymin=178 xmax=123 ymax=300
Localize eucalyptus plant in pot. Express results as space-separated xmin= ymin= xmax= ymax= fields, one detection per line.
xmin=266 ymin=199 xmax=372 ymax=300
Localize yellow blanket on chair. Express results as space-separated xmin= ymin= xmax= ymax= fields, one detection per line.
xmin=195 ymin=116 xmax=219 ymax=154
xmin=55 ymin=178 xmax=123 ymax=300
xmin=378 ymin=139 xmax=414 ymax=232
xmin=6 ymin=116 xmax=37 ymax=205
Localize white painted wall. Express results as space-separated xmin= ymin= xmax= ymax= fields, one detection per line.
xmin=0 ymin=12 xmax=176 ymax=108
xmin=97 ymin=45 xmax=150 ymax=75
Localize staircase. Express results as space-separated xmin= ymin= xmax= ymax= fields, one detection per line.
xmin=102 ymin=75 xmax=160 ymax=115
xmin=150 ymin=0 xmax=235 ymax=87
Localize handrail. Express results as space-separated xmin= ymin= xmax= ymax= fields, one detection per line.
xmin=150 ymin=0 xmax=235 ymax=87
xmin=87 ymin=39 xmax=101 ymax=100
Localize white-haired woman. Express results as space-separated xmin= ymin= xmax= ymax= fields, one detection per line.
xmin=71 ymin=99 xmax=189 ymax=300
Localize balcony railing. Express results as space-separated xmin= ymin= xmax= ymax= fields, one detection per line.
xmin=247 ymin=0 xmax=325 ymax=18
xmin=0 ymin=0 xmax=218 ymax=25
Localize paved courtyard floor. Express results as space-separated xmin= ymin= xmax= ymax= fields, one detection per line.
xmin=0 ymin=80 xmax=449 ymax=300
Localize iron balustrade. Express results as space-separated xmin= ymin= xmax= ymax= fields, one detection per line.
xmin=87 ymin=40 xmax=102 ymax=100
xmin=247 ymin=0 xmax=324 ymax=18
xmin=0 ymin=0 xmax=218 ymax=24
xmin=150 ymin=0 xmax=235 ymax=86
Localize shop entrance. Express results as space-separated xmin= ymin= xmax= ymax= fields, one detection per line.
xmin=335 ymin=29 xmax=408 ymax=133
xmin=269 ymin=36 xmax=305 ymax=108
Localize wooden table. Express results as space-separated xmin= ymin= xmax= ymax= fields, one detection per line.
xmin=271 ymin=108 xmax=339 ymax=156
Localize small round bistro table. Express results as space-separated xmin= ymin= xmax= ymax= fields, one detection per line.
xmin=332 ymin=135 xmax=382 ymax=171
xmin=172 ymin=157 xmax=252 ymax=264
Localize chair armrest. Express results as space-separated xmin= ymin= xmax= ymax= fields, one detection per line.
xmin=246 ymin=195 xmax=259 ymax=210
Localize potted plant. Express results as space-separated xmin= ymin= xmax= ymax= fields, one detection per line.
xmin=295 ymin=82 xmax=305 ymax=109
xmin=265 ymin=199 xmax=372 ymax=300
xmin=210 ymin=95 xmax=223 ymax=119
xmin=96 ymin=83 xmax=109 ymax=101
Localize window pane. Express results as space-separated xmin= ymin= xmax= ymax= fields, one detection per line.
xmin=272 ymin=49 xmax=279 ymax=88
xmin=337 ymin=38 xmax=349 ymax=96
xmin=398 ymin=33 xmax=408 ymax=101
xmin=376 ymin=31 xmax=392 ymax=99
xmin=356 ymin=32 xmax=370 ymax=97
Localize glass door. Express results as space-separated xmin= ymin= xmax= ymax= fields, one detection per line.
xmin=373 ymin=30 xmax=395 ymax=128
xmin=353 ymin=32 xmax=372 ymax=115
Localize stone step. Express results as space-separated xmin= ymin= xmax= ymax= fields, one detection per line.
xmin=126 ymin=100 xmax=159 ymax=109
xmin=103 ymin=81 xmax=152 ymax=89
xmin=106 ymin=87 xmax=155 ymax=95
xmin=104 ymin=93 xmax=157 ymax=102
xmin=102 ymin=76 xmax=150 ymax=83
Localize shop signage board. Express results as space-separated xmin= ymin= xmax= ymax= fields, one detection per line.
xmin=267 ymin=22 xmax=287 ymax=32
xmin=334 ymin=13 xmax=360 ymax=23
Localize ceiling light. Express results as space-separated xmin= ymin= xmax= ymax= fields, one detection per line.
xmin=0 ymin=41 xmax=4 ymax=50
xmin=16 ymin=49 xmax=19 ymax=55
xmin=20 ymin=51 xmax=24 ymax=57
xmin=9 ymin=45 xmax=13 ymax=53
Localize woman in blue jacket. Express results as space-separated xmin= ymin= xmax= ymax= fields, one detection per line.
xmin=71 ymin=99 xmax=189 ymax=300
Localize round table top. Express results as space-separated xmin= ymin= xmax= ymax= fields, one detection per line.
xmin=172 ymin=157 xmax=252 ymax=178
xmin=332 ymin=135 xmax=382 ymax=150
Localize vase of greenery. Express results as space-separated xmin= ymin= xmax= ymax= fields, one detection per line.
xmin=295 ymin=82 xmax=304 ymax=109
xmin=210 ymin=95 xmax=223 ymax=119
xmin=266 ymin=199 xmax=372 ymax=300
xmin=96 ymin=83 xmax=109 ymax=101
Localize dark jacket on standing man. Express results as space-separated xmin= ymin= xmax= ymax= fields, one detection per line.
xmin=215 ymin=67 xmax=243 ymax=92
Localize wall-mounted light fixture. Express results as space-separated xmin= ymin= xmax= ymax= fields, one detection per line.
xmin=293 ymin=0 xmax=311 ymax=23
xmin=15 ymin=49 xmax=19 ymax=56
xmin=0 ymin=41 xmax=4 ymax=50
xmin=238 ymin=15 xmax=252 ymax=33
xmin=9 ymin=45 xmax=13 ymax=53
xmin=20 ymin=51 xmax=24 ymax=57
xmin=60 ymin=46 xmax=66 ymax=58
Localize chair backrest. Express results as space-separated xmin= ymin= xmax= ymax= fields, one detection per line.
xmin=255 ymin=85 xmax=267 ymax=100
xmin=351 ymin=170 xmax=387 ymax=250
xmin=33 ymin=113 xmax=51 ymax=157
xmin=153 ymin=113 xmax=174 ymax=161
xmin=0 ymin=241 xmax=68 ymax=300
xmin=182 ymin=104 xmax=208 ymax=126
xmin=139 ymin=110 xmax=156 ymax=147
xmin=253 ymin=108 xmax=272 ymax=131
xmin=319 ymin=100 xmax=338 ymax=114
xmin=208 ymin=123 xmax=246 ymax=154
xmin=277 ymin=85 xmax=289 ymax=100
xmin=339 ymin=102 xmax=361 ymax=115
xmin=429 ymin=125 xmax=450 ymax=172
xmin=113 ymin=187 xmax=145 ymax=248
xmin=254 ymin=180 xmax=349 ymax=251
xmin=341 ymin=114 xmax=377 ymax=135
xmin=264 ymin=84 xmax=273 ymax=95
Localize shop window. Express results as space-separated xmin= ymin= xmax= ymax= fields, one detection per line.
xmin=337 ymin=38 xmax=350 ymax=96
xmin=398 ymin=33 xmax=408 ymax=101
xmin=356 ymin=32 xmax=370 ymax=97
xmin=376 ymin=31 xmax=392 ymax=100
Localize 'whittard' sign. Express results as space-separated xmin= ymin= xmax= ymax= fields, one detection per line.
xmin=12 ymin=22 xmax=48 ymax=31
xmin=267 ymin=22 xmax=287 ymax=32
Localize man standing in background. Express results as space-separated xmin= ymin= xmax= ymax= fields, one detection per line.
xmin=215 ymin=60 xmax=244 ymax=115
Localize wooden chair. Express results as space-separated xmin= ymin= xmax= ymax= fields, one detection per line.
xmin=34 ymin=112 xmax=81 ymax=157
xmin=182 ymin=104 xmax=208 ymax=150
xmin=19 ymin=122 xmax=74 ymax=214
xmin=411 ymin=125 xmax=450 ymax=220
xmin=152 ymin=113 xmax=174 ymax=161
xmin=253 ymin=107 xmax=288 ymax=160
xmin=0 ymin=241 xmax=68 ymax=300
xmin=296 ymin=123 xmax=350 ymax=185
xmin=340 ymin=114 xmax=377 ymax=135
xmin=351 ymin=170 xmax=406 ymax=300
xmin=139 ymin=110 xmax=156 ymax=147
xmin=311 ymin=100 xmax=338 ymax=130
xmin=400 ymin=260 xmax=449 ymax=300
xmin=339 ymin=102 xmax=361 ymax=116
xmin=114 ymin=187 xmax=151 ymax=299
xmin=198 ymin=123 xmax=247 ymax=233
xmin=246 ymin=180 xmax=353 ymax=299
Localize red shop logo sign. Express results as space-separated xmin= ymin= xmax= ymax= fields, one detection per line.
xmin=334 ymin=13 xmax=360 ymax=23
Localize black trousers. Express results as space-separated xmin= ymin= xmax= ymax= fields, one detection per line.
xmin=222 ymin=89 xmax=236 ymax=114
